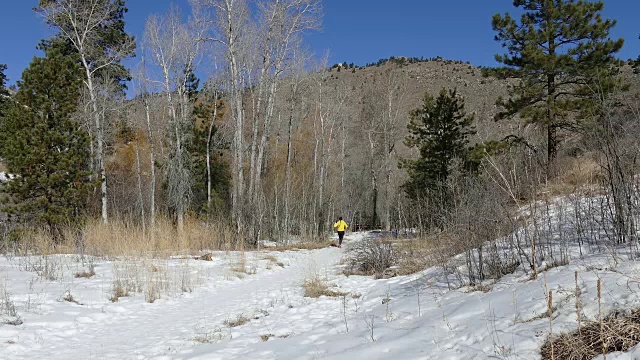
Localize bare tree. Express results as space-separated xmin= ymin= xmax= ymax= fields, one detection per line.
xmin=136 ymin=50 xmax=157 ymax=228
xmin=379 ymin=69 xmax=408 ymax=231
xmin=144 ymin=5 xmax=206 ymax=233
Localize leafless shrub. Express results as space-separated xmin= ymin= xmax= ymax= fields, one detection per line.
xmin=0 ymin=282 xmax=21 ymax=325
xmin=344 ymin=238 xmax=395 ymax=277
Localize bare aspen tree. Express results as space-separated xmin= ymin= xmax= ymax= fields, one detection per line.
xmin=137 ymin=49 xmax=157 ymax=228
xmin=311 ymin=66 xmax=347 ymax=236
xmin=249 ymin=0 xmax=322 ymax=204
xmin=200 ymin=72 xmax=226 ymax=215
xmin=134 ymin=131 xmax=146 ymax=234
xmin=37 ymin=0 xmax=135 ymax=223
xmin=195 ymin=0 xmax=251 ymax=232
xmin=145 ymin=5 xmax=206 ymax=233
xmin=282 ymin=52 xmax=309 ymax=238
xmin=380 ymin=69 xmax=408 ymax=231
xmin=360 ymin=82 xmax=384 ymax=229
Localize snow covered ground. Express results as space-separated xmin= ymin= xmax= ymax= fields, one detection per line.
xmin=1 ymin=201 xmax=640 ymax=359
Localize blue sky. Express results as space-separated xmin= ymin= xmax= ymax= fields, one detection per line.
xmin=1 ymin=1 xmax=639 ymax=86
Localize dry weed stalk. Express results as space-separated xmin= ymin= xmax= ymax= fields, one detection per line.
xmin=598 ymin=278 xmax=606 ymax=360
xmin=548 ymin=289 xmax=554 ymax=360
xmin=575 ymin=271 xmax=581 ymax=333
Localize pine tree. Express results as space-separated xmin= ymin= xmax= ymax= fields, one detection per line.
xmin=400 ymin=88 xmax=475 ymax=203
xmin=0 ymin=49 xmax=92 ymax=235
xmin=492 ymin=0 xmax=624 ymax=171
xmin=0 ymin=64 xmax=8 ymax=120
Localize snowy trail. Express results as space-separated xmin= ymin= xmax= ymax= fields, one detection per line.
xmin=2 ymin=243 xmax=349 ymax=360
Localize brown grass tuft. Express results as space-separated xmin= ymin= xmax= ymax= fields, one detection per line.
xmin=74 ymin=267 xmax=96 ymax=279
xmin=273 ymin=240 xmax=334 ymax=252
xmin=260 ymin=334 xmax=274 ymax=342
xmin=303 ymin=278 xmax=347 ymax=298
xmin=224 ymin=314 xmax=250 ymax=328
xmin=541 ymin=308 xmax=640 ymax=360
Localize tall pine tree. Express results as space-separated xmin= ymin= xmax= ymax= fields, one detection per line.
xmin=0 ymin=49 xmax=92 ymax=235
xmin=492 ymin=0 xmax=624 ymax=171
xmin=0 ymin=64 xmax=8 ymax=119
xmin=400 ymin=89 xmax=475 ymax=209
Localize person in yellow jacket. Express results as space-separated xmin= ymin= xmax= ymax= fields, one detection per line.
xmin=333 ymin=217 xmax=348 ymax=248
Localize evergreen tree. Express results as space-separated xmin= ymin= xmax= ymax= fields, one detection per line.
xmin=0 ymin=64 xmax=8 ymax=119
xmin=0 ymin=49 xmax=92 ymax=234
xmin=492 ymin=0 xmax=624 ymax=170
xmin=400 ymin=89 xmax=475 ymax=202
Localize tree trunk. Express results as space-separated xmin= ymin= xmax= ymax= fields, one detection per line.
xmin=81 ymin=57 xmax=108 ymax=224
xmin=135 ymin=134 xmax=146 ymax=234
xmin=207 ymin=95 xmax=219 ymax=216
xmin=546 ymin=22 xmax=557 ymax=175
xmin=143 ymin=95 xmax=156 ymax=228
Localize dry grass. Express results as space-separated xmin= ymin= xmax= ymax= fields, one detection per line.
xmin=231 ymin=252 xmax=257 ymax=275
xmin=303 ymin=277 xmax=348 ymax=298
xmin=8 ymin=217 xmax=240 ymax=258
xmin=82 ymin=217 xmax=238 ymax=258
xmin=109 ymin=280 xmax=130 ymax=302
xmin=74 ymin=266 xmax=96 ymax=279
xmin=541 ymin=308 xmax=640 ymax=360
xmin=545 ymin=156 xmax=602 ymax=196
xmin=193 ymin=327 xmax=231 ymax=343
xmin=224 ymin=314 xmax=250 ymax=328
xmin=272 ymin=240 xmax=335 ymax=252
xmin=343 ymin=237 xmax=430 ymax=278
xmin=63 ymin=291 xmax=81 ymax=305
xmin=260 ymin=334 xmax=274 ymax=342
xmin=392 ymin=238 xmax=432 ymax=276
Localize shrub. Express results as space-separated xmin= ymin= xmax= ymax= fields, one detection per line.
xmin=345 ymin=238 xmax=396 ymax=277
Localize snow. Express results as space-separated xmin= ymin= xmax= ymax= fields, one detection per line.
xmin=1 ymin=197 xmax=640 ymax=359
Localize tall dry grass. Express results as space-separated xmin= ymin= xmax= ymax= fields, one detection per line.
xmin=8 ymin=216 xmax=240 ymax=258
xmin=83 ymin=217 xmax=240 ymax=258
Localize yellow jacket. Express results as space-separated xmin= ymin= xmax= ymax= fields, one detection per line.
xmin=333 ymin=220 xmax=348 ymax=232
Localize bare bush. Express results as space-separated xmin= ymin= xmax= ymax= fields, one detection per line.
xmin=345 ymin=238 xmax=396 ymax=277
xmin=0 ymin=282 xmax=21 ymax=325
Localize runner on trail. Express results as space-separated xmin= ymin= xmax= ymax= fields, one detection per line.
xmin=333 ymin=217 xmax=348 ymax=248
